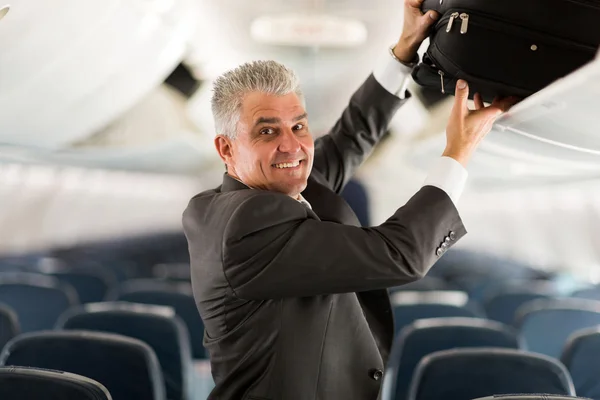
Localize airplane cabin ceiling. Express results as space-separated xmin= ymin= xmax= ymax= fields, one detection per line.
xmin=0 ymin=0 xmax=198 ymax=147
xmin=0 ymin=1 xmax=599 ymax=187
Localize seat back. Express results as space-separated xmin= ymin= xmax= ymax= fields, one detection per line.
xmin=516 ymin=299 xmax=600 ymax=358
xmin=408 ymin=348 xmax=574 ymax=400
xmin=0 ymin=273 xmax=78 ymax=332
xmin=572 ymin=287 xmax=600 ymax=301
xmin=0 ymin=330 xmax=165 ymax=400
xmin=108 ymin=280 xmax=205 ymax=358
xmin=560 ymin=327 xmax=600 ymax=399
xmin=484 ymin=287 xmax=555 ymax=325
xmin=57 ymin=302 xmax=193 ymax=400
xmin=49 ymin=270 xmax=114 ymax=304
xmin=0 ymin=366 xmax=112 ymax=400
xmin=383 ymin=317 xmax=521 ymax=400
xmin=391 ymin=291 xmax=483 ymax=334
xmin=0 ymin=303 xmax=19 ymax=350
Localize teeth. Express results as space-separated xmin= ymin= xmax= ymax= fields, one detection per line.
xmin=274 ymin=161 xmax=300 ymax=169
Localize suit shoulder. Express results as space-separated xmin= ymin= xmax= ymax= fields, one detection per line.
xmin=184 ymin=188 xmax=302 ymax=223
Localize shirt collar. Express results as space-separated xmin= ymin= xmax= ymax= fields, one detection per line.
xmin=224 ymin=173 xmax=312 ymax=209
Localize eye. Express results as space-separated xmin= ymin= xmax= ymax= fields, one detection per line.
xmin=260 ymin=128 xmax=275 ymax=135
xmin=293 ymin=123 xmax=305 ymax=131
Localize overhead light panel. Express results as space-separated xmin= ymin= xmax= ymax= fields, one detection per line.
xmin=250 ymin=14 xmax=367 ymax=48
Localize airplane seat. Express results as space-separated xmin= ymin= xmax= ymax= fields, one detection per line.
xmin=56 ymin=302 xmax=194 ymax=400
xmin=382 ymin=317 xmax=522 ymax=400
xmin=560 ymin=326 xmax=600 ymax=400
xmin=0 ymin=366 xmax=113 ymax=400
xmin=407 ymin=348 xmax=575 ymax=400
xmin=0 ymin=273 xmax=79 ymax=332
xmin=483 ymin=285 xmax=558 ymax=326
xmin=515 ymin=299 xmax=600 ymax=359
xmin=106 ymin=279 xmax=206 ymax=359
xmin=34 ymin=267 xmax=117 ymax=304
xmin=0 ymin=303 xmax=19 ymax=351
xmin=0 ymin=330 xmax=165 ymax=400
xmin=571 ymin=286 xmax=600 ymax=301
xmin=391 ymin=291 xmax=486 ymax=335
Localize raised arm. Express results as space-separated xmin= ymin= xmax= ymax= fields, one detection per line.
xmin=311 ymin=0 xmax=442 ymax=193
xmin=210 ymin=186 xmax=465 ymax=300
xmin=311 ymin=74 xmax=406 ymax=193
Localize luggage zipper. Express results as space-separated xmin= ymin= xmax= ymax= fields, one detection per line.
xmin=438 ymin=70 xmax=445 ymax=93
xmin=439 ymin=9 xmax=596 ymax=51
xmin=446 ymin=12 xmax=469 ymax=34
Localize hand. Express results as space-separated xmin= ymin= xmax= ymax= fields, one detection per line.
xmin=443 ymin=80 xmax=520 ymax=167
xmin=393 ymin=0 xmax=440 ymax=63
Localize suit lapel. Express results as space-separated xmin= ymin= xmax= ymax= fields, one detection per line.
xmin=220 ymin=172 xmax=394 ymax=359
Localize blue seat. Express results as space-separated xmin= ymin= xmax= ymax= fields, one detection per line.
xmin=516 ymin=299 xmax=600 ymax=358
xmin=408 ymin=348 xmax=575 ymax=400
xmin=0 ymin=330 xmax=165 ymax=400
xmin=383 ymin=317 xmax=521 ymax=400
xmin=0 ymin=273 xmax=78 ymax=332
xmin=572 ymin=287 xmax=600 ymax=301
xmin=0 ymin=366 xmax=112 ymax=400
xmin=107 ymin=280 xmax=206 ymax=359
xmin=45 ymin=268 xmax=115 ymax=304
xmin=483 ymin=286 xmax=556 ymax=325
xmin=57 ymin=302 xmax=193 ymax=400
xmin=560 ymin=327 xmax=600 ymax=400
xmin=391 ymin=291 xmax=484 ymax=334
xmin=0 ymin=304 xmax=19 ymax=351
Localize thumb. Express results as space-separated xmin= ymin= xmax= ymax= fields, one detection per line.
xmin=421 ymin=10 xmax=439 ymax=26
xmin=452 ymin=79 xmax=470 ymax=115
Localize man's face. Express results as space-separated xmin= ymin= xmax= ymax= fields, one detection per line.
xmin=215 ymin=91 xmax=314 ymax=198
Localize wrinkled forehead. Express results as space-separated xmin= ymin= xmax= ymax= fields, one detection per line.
xmin=240 ymin=91 xmax=306 ymax=120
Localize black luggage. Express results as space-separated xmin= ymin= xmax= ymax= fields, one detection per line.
xmin=412 ymin=0 xmax=600 ymax=102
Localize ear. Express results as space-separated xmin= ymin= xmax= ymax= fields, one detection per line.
xmin=214 ymin=135 xmax=234 ymax=165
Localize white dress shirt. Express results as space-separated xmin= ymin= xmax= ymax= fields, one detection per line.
xmin=372 ymin=47 xmax=468 ymax=207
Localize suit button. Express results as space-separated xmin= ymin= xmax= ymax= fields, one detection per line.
xmin=449 ymin=231 xmax=456 ymax=240
xmin=369 ymin=368 xmax=383 ymax=381
xmin=444 ymin=236 xmax=451 ymax=244
xmin=436 ymin=248 xmax=443 ymax=256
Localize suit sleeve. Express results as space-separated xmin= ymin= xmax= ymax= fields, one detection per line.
xmin=218 ymin=186 xmax=466 ymax=300
xmin=312 ymin=74 xmax=409 ymax=193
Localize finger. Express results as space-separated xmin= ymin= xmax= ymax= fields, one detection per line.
xmin=407 ymin=0 xmax=425 ymax=7
xmin=421 ymin=10 xmax=440 ymax=25
xmin=474 ymin=93 xmax=484 ymax=110
xmin=452 ymin=79 xmax=470 ymax=115
xmin=477 ymin=105 xmax=504 ymax=121
xmin=492 ymin=96 xmax=521 ymax=113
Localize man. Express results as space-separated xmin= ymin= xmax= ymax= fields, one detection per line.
xmin=182 ymin=1 xmax=517 ymax=398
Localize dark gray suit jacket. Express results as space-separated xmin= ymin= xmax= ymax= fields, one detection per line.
xmin=182 ymin=74 xmax=466 ymax=400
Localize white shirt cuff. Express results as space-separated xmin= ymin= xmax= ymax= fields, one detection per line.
xmin=372 ymin=47 xmax=413 ymax=100
xmin=422 ymin=155 xmax=468 ymax=206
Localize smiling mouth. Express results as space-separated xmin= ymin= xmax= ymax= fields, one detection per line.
xmin=272 ymin=160 xmax=304 ymax=169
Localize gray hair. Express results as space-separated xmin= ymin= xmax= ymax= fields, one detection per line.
xmin=211 ymin=60 xmax=304 ymax=139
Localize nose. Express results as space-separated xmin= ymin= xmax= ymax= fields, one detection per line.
xmin=277 ymin=128 xmax=302 ymax=154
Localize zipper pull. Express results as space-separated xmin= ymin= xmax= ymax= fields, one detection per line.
xmin=446 ymin=12 xmax=459 ymax=32
xmin=438 ymin=70 xmax=445 ymax=94
xmin=460 ymin=13 xmax=469 ymax=34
